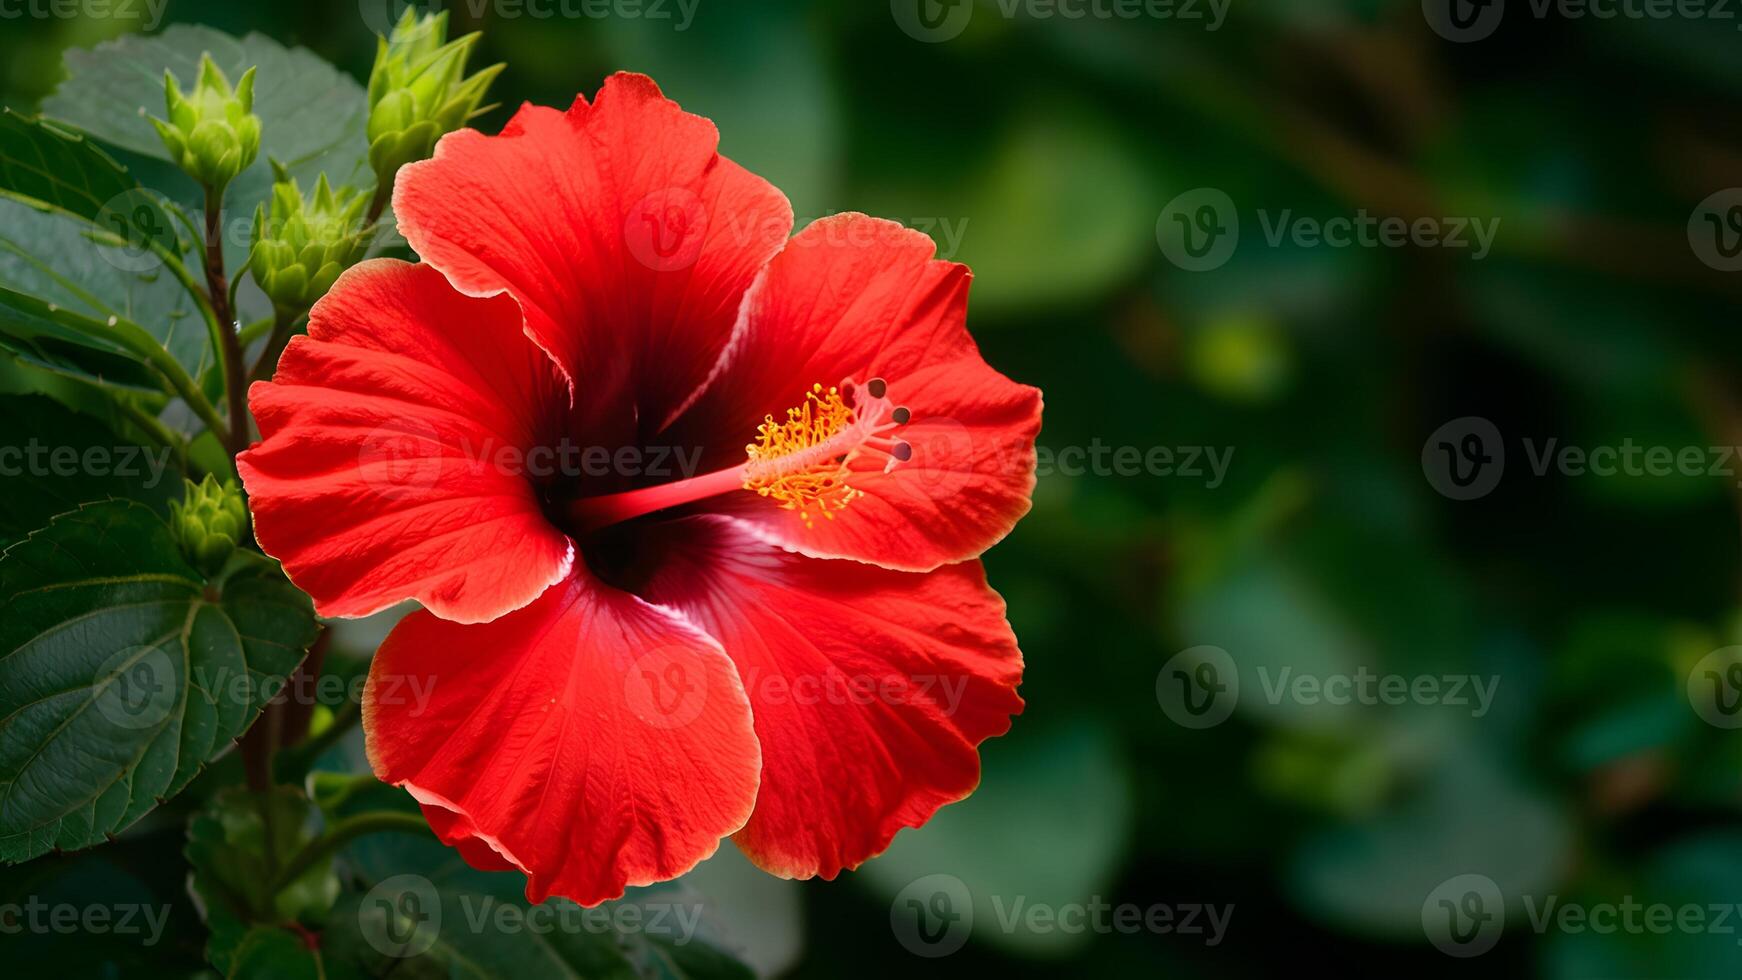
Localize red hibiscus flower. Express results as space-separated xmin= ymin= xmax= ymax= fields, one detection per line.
xmin=238 ymin=73 xmax=1042 ymax=906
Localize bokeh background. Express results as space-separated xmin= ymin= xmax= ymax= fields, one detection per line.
xmin=5 ymin=0 xmax=1742 ymax=975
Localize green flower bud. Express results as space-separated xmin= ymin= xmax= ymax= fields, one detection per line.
xmin=246 ymin=168 xmax=370 ymax=313
xmin=365 ymin=9 xmax=503 ymax=188
xmin=169 ymin=474 xmax=248 ymax=578
xmin=151 ymin=53 xmax=262 ymax=191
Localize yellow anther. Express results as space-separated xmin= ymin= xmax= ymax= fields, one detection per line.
xmin=743 ymin=383 xmax=864 ymax=526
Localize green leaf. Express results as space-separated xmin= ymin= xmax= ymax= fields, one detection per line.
xmin=1544 ymin=833 xmax=1742 ymax=979
xmin=0 ymin=394 xmax=181 ymax=549
xmin=1288 ymin=736 xmax=1572 ymax=936
xmin=0 ymin=113 xmax=215 ymax=398
xmin=859 ymin=723 xmax=1135 ymax=957
xmin=188 ymin=786 xmax=340 ymax=974
xmin=0 ymin=500 xmax=320 ymax=864
xmin=0 ymin=110 xmax=177 ymax=234
xmin=229 ymin=926 xmax=325 ymax=980
xmin=42 ymin=25 xmax=373 ymax=266
xmin=598 ymin=2 xmax=841 ymax=219
xmin=325 ymin=812 xmax=758 ymax=979
xmin=0 ymin=281 xmax=167 ymax=395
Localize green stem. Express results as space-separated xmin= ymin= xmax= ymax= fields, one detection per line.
xmin=113 ymin=399 xmax=189 ymax=473
xmin=143 ymin=340 xmax=229 ymax=445
xmin=149 ymin=234 xmax=227 ymax=401
xmin=365 ymin=179 xmax=392 ymax=227
xmin=238 ymin=315 xmax=275 ymax=347
xmin=204 ymin=185 xmax=250 ymax=457
xmin=276 ymin=700 xmax=360 ymax=782
xmin=270 ymin=812 xmax=432 ymax=894
xmin=250 ymin=307 xmax=303 ymax=384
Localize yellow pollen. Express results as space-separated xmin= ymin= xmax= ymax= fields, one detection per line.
xmin=743 ymin=383 xmax=864 ymax=526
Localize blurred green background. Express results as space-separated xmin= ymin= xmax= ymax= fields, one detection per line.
xmin=6 ymin=0 xmax=1742 ymax=975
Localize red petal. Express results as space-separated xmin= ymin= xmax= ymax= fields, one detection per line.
xmin=419 ymin=803 xmax=518 ymax=872
xmin=639 ymin=517 xmax=1024 ymax=879
xmin=364 ymin=569 xmax=762 ymax=906
xmin=676 ymin=214 xmax=1042 ymax=571
xmin=239 ymin=259 xmax=571 ymax=624
xmin=394 ymin=73 xmax=794 ymax=444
